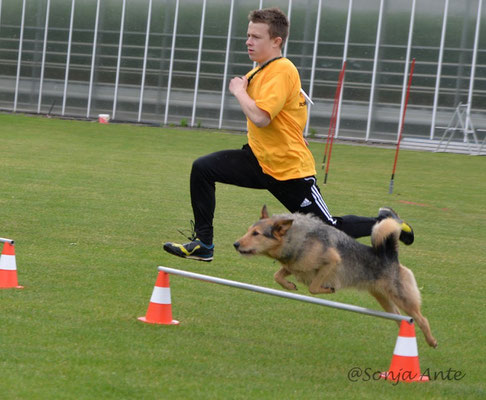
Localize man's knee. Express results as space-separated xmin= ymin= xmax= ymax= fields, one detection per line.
xmin=310 ymin=209 xmax=338 ymax=227
xmin=192 ymin=153 xmax=213 ymax=176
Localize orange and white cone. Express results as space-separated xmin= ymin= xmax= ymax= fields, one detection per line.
xmin=138 ymin=271 xmax=179 ymax=325
xmin=381 ymin=320 xmax=429 ymax=382
xmin=0 ymin=239 xmax=23 ymax=289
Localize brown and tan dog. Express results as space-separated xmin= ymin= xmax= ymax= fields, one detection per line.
xmin=234 ymin=206 xmax=437 ymax=348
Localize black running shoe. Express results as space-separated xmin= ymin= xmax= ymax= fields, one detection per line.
xmin=164 ymin=221 xmax=214 ymax=261
xmin=378 ymin=207 xmax=414 ymax=245
xmin=163 ymin=238 xmax=214 ymax=261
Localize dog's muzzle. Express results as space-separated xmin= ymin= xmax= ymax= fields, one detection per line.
xmin=233 ymin=242 xmax=254 ymax=255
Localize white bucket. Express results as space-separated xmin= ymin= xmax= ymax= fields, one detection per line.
xmin=98 ymin=114 xmax=110 ymax=124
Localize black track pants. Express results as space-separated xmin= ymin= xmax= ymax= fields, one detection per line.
xmin=190 ymin=145 xmax=377 ymax=244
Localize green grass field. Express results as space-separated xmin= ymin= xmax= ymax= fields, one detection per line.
xmin=0 ymin=113 xmax=484 ymax=399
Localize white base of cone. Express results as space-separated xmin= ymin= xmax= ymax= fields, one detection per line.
xmin=0 ymin=285 xmax=24 ymax=289
xmin=137 ymin=316 xmax=180 ymax=325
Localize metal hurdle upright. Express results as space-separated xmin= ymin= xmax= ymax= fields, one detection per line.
xmin=157 ymin=266 xmax=413 ymax=323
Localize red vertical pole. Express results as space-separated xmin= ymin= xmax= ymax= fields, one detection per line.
xmin=389 ymin=58 xmax=416 ymax=194
xmin=324 ymin=61 xmax=346 ymax=184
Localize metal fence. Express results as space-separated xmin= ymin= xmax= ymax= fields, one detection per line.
xmin=0 ymin=0 xmax=485 ymax=145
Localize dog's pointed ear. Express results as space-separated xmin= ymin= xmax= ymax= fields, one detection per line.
xmin=260 ymin=205 xmax=269 ymax=220
xmin=272 ymin=218 xmax=293 ymax=239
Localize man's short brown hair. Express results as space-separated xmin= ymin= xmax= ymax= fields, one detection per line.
xmin=248 ymin=7 xmax=289 ymax=48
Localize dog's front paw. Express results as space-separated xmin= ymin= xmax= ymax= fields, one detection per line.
xmin=275 ymin=280 xmax=297 ymax=291
xmin=321 ymin=286 xmax=335 ymax=294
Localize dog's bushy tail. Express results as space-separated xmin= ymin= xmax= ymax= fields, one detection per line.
xmin=371 ymin=218 xmax=401 ymax=260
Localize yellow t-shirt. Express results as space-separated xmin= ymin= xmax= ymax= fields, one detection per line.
xmin=245 ymin=58 xmax=316 ymax=181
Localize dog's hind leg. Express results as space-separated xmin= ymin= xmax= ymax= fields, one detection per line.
xmin=274 ymin=266 xmax=297 ymax=291
xmin=405 ymin=304 xmax=437 ymax=348
xmin=308 ymin=248 xmax=340 ymax=295
xmin=387 ymin=266 xmax=437 ymax=348
xmin=369 ymin=288 xmax=401 ymax=328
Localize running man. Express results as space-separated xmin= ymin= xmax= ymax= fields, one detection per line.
xmin=164 ymin=7 xmax=413 ymax=262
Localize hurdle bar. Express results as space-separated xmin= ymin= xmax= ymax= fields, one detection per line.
xmin=0 ymin=238 xmax=14 ymax=244
xmin=158 ymin=267 xmax=413 ymax=323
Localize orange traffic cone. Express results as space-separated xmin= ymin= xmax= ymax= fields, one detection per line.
xmin=381 ymin=320 xmax=429 ymax=382
xmin=138 ymin=271 xmax=179 ymax=325
xmin=0 ymin=240 xmax=23 ymax=289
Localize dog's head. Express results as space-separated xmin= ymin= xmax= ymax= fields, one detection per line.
xmin=233 ymin=205 xmax=293 ymax=258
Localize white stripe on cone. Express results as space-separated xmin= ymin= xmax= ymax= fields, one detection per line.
xmin=393 ymin=336 xmax=418 ymax=357
xmin=150 ymin=286 xmax=172 ymax=305
xmin=0 ymin=254 xmax=17 ymax=271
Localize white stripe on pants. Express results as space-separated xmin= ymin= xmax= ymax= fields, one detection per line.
xmin=305 ymin=177 xmax=337 ymax=225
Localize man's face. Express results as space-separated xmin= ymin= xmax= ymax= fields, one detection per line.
xmin=246 ymin=22 xmax=281 ymax=65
